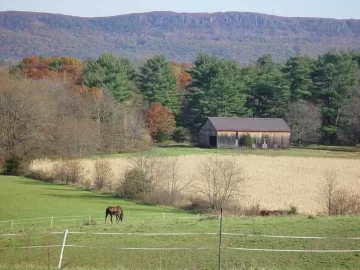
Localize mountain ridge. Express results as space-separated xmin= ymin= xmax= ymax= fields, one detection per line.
xmin=1 ymin=11 xmax=360 ymax=63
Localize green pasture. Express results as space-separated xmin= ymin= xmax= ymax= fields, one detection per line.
xmin=1 ymin=176 xmax=360 ymax=269
xmin=94 ymin=144 xmax=360 ymax=159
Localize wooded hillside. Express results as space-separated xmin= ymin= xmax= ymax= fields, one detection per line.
xmin=1 ymin=11 xmax=360 ymax=63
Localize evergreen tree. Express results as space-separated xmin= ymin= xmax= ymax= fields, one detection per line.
xmin=311 ymin=51 xmax=358 ymax=144
xmin=186 ymin=54 xmax=248 ymax=131
xmin=83 ymin=53 xmax=135 ymax=103
xmin=137 ymin=55 xmax=180 ymax=114
xmin=283 ymin=54 xmax=313 ymax=101
xmin=246 ymin=55 xmax=290 ymax=117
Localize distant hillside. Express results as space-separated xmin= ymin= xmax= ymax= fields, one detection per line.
xmin=1 ymin=11 xmax=360 ymax=63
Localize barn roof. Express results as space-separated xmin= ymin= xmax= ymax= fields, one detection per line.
xmin=207 ymin=117 xmax=291 ymax=132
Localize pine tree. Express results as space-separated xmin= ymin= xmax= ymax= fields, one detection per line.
xmin=311 ymin=51 xmax=358 ymax=144
xmin=137 ymin=55 xmax=180 ymax=114
xmin=83 ymin=53 xmax=135 ymax=103
xmin=246 ymin=55 xmax=290 ymax=117
xmin=283 ymin=54 xmax=313 ymax=101
xmin=186 ymin=54 xmax=248 ymax=130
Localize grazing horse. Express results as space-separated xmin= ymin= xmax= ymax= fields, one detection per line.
xmin=105 ymin=205 xmax=124 ymax=224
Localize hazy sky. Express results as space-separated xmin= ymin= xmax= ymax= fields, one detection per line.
xmin=0 ymin=0 xmax=358 ymax=19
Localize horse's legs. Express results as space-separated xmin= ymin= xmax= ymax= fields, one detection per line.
xmin=110 ymin=214 xmax=113 ymax=224
xmin=105 ymin=212 xmax=108 ymax=224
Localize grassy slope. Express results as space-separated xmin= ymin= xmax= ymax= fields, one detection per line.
xmin=1 ymin=176 xmax=360 ymax=269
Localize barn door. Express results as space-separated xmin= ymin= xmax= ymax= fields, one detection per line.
xmin=209 ymin=136 xmax=217 ymax=147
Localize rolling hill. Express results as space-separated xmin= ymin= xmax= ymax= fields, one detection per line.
xmin=1 ymin=11 xmax=360 ymax=63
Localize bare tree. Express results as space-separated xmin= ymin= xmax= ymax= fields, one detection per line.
xmin=198 ymin=156 xmax=245 ymax=210
xmin=165 ymin=157 xmax=192 ymax=205
xmin=125 ymin=104 xmax=151 ymax=150
xmin=93 ymin=160 xmax=114 ymax=191
xmin=0 ymin=72 xmax=56 ymax=159
xmin=129 ymin=155 xmax=168 ymax=193
xmin=320 ymin=170 xmax=338 ymax=215
xmin=285 ymin=100 xmax=322 ymax=146
xmin=319 ymin=169 xmax=360 ymax=215
xmin=54 ymin=117 xmax=100 ymax=157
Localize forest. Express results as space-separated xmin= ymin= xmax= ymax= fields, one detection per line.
xmin=1 ymin=11 xmax=360 ymax=63
xmin=1 ymin=50 xmax=360 ymax=167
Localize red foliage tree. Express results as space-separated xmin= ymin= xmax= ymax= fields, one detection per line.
xmin=19 ymin=56 xmax=83 ymax=84
xmin=146 ymin=103 xmax=176 ymax=140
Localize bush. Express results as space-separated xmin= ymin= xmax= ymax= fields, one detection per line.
xmin=182 ymin=196 xmax=211 ymax=213
xmin=118 ymin=168 xmax=150 ymax=200
xmin=3 ymin=154 xmax=21 ymax=175
xmin=172 ymin=127 xmax=191 ymax=143
xmin=155 ymin=131 xmax=170 ymax=143
xmin=320 ymin=170 xmax=360 ymax=215
xmin=93 ymin=160 xmax=113 ymax=191
xmin=239 ymin=134 xmax=252 ymax=148
xmin=289 ymin=205 xmax=298 ymax=215
xmin=53 ymin=160 xmax=83 ymax=184
xmin=27 ymin=169 xmax=54 ymax=182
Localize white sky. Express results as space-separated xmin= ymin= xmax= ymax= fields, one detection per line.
xmin=0 ymin=0 xmax=359 ymax=19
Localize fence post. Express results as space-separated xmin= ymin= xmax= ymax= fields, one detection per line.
xmin=50 ymin=216 xmax=54 ymax=227
xmin=218 ymin=208 xmax=223 ymax=270
xmin=57 ymin=229 xmax=68 ymax=270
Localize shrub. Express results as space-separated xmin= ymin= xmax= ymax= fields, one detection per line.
xmin=93 ymin=160 xmax=113 ymax=191
xmin=53 ymin=160 xmax=83 ymax=184
xmin=320 ymin=170 xmax=360 ymax=215
xmin=27 ymin=169 xmax=54 ymax=182
xmin=182 ymin=196 xmax=211 ymax=213
xmin=172 ymin=127 xmax=191 ymax=143
xmin=3 ymin=154 xmax=22 ymax=175
xmin=155 ymin=131 xmax=169 ymax=143
xmin=239 ymin=134 xmax=252 ymax=148
xmin=118 ymin=168 xmax=150 ymax=200
xmin=289 ymin=205 xmax=298 ymax=215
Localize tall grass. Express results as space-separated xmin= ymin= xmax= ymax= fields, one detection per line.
xmin=29 ymin=154 xmax=360 ymax=214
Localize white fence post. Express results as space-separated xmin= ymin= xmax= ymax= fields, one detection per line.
xmin=57 ymin=229 xmax=68 ymax=269
xmin=50 ymin=216 xmax=54 ymax=227
xmin=218 ymin=208 xmax=223 ymax=270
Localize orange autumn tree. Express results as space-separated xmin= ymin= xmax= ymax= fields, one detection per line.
xmin=14 ymin=56 xmax=83 ymax=84
xmin=146 ymin=103 xmax=176 ymax=142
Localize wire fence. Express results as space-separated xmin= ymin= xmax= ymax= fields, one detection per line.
xmin=0 ymin=212 xmax=211 ymax=230
xmin=1 ymin=212 xmax=360 ymax=269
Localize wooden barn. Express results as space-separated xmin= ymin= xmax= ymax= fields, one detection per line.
xmin=199 ymin=117 xmax=291 ymax=149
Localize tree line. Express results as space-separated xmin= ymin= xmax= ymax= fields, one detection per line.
xmin=1 ymin=51 xmax=360 ymax=168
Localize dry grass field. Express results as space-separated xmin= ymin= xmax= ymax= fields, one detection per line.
xmin=29 ymin=153 xmax=360 ymax=215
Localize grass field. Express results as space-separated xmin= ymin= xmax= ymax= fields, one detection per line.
xmin=95 ymin=144 xmax=360 ymax=159
xmin=1 ymin=176 xmax=360 ymax=270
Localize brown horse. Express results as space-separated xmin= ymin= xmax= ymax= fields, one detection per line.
xmin=105 ymin=205 xmax=124 ymax=224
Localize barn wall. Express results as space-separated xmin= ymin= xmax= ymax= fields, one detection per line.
xmin=217 ymin=132 xmax=237 ymax=148
xmin=216 ymin=131 xmax=290 ymax=149
xmin=199 ymin=120 xmax=217 ymax=147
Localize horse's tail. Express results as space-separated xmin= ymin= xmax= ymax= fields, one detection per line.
xmin=119 ymin=209 xmax=124 ymax=222
xmin=105 ymin=207 xmax=109 ymax=224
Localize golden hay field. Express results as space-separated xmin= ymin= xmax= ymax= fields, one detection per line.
xmin=29 ymin=154 xmax=360 ymax=214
